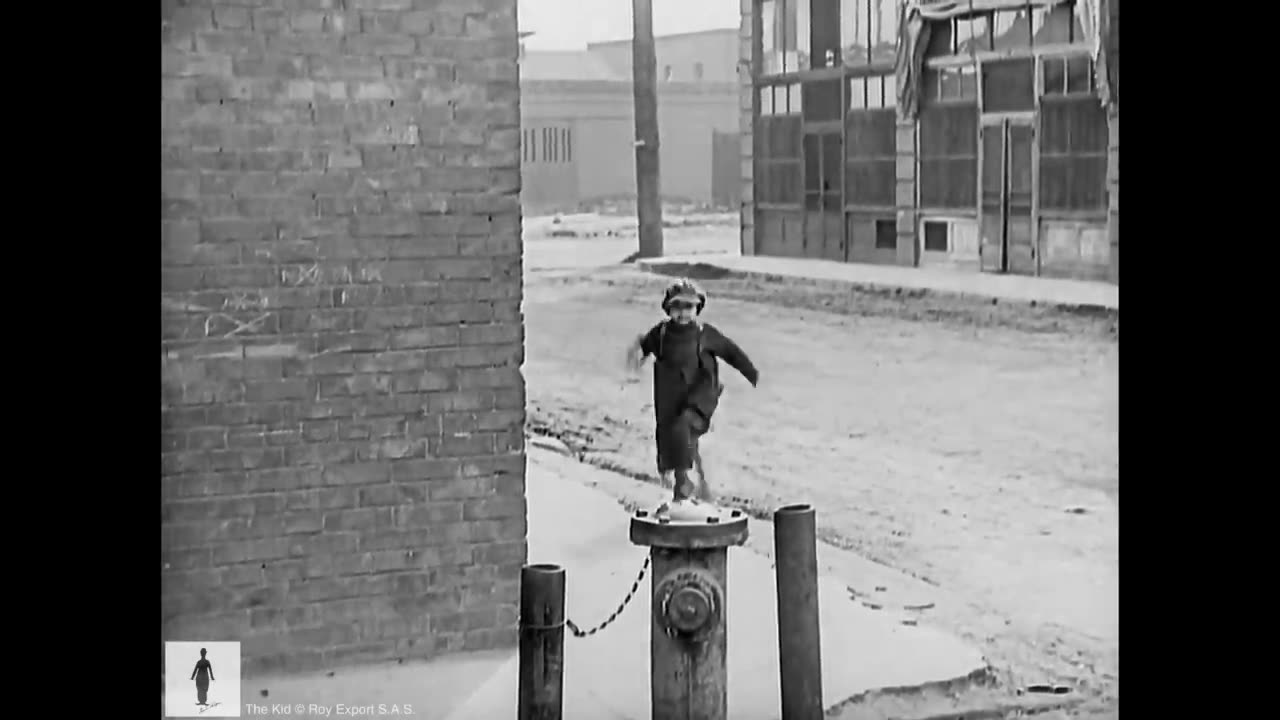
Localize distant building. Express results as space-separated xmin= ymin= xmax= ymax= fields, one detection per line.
xmin=735 ymin=0 xmax=1119 ymax=284
xmin=519 ymin=29 xmax=742 ymax=213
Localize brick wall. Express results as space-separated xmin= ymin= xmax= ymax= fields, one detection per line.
xmin=161 ymin=0 xmax=527 ymax=675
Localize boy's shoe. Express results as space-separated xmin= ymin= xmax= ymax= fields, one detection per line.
xmin=673 ymin=469 xmax=697 ymax=501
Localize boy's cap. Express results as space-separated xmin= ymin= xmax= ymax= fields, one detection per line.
xmin=662 ymin=278 xmax=707 ymax=311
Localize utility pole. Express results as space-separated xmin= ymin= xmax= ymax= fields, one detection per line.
xmin=631 ymin=0 xmax=664 ymax=258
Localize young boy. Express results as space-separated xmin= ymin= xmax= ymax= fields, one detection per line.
xmin=625 ymin=278 xmax=760 ymax=504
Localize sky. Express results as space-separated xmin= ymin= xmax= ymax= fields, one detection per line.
xmin=518 ymin=0 xmax=740 ymax=49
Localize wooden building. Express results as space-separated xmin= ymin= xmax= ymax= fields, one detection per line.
xmin=739 ymin=0 xmax=1118 ymax=283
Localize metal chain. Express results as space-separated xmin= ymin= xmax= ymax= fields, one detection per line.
xmin=565 ymin=554 xmax=651 ymax=638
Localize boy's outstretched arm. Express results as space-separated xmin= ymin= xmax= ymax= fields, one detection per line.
xmin=624 ymin=332 xmax=647 ymax=373
xmin=708 ymin=326 xmax=759 ymax=387
xmin=625 ymin=324 xmax=662 ymax=373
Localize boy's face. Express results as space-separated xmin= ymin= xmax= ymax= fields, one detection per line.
xmin=668 ymin=299 xmax=697 ymax=324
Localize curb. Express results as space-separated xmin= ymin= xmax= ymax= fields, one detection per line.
xmin=633 ymin=259 xmax=1119 ymax=316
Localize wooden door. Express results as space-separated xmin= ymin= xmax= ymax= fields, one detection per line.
xmin=979 ymin=119 xmax=1037 ymax=275
xmin=802 ymin=130 xmax=845 ymax=261
xmin=1005 ymin=122 xmax=1036 ymax=275
xmin=979 ymin=122 xmax=1006 ymax=273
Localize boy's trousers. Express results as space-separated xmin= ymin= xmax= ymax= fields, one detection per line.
xmin=656 ymin=408 xmax=709 ymax=474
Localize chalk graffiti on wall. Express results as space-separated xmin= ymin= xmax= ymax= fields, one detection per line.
xmin=280 ymin=263 xmax=385 ymax=286
xmin=203 ymin=312 xmax=272 ymax=339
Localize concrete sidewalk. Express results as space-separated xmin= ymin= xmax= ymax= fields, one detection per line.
xmin=239 ymin=448 xmax=986 ymax=720
xmin=635 ymin=253 xmax=1119 ymax=311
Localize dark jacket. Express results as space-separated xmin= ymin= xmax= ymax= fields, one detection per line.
xmin=640 ymin=319 xmax=759 ymax=427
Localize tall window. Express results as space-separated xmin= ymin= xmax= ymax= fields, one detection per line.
xmin=840 ymin=0 xmax=901 ymax=67
xmin=1039 ymin=56 xmax=1106 ymax=213
xmin=761 ymin=0 xmax=811 ymax=74
xmin=758 ymin=84 xmax=803 ymax=204
xmin=918 ymin=103 xmax=978 ymax=210
xmin=845 ymin=76 xmax=896 ymax=208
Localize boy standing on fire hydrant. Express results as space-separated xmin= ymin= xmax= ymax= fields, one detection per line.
xmin=625 ymin=278 xmax=760 ymax=505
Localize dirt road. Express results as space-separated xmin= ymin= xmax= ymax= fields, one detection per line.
xmin=520 ymin=219 xmax=1118 ymax=718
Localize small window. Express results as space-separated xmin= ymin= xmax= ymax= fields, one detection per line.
xmin=940 ymin=69 xmax=961 ymax=101
xmin=789 ymin=82 xmax=803 ymax=113
xmin=959 ymin=67 xmax=978 ymax=99
xmin=693 ymin=62 xmax=704 ymax=80
xmin=1032 ymin=3 xmax=1070 ymax=45
xmin=875 ymin=219 xmax=897 ymax=249
xmin=1042 ymin=57 xmax=1067 ymax=95
xmin=925 ymin=19 xmax=953 ymax=57
xmin=760 ymin=86 xmax=776 ymax=115
xmin=850 ymin=77 xmax=867 ymax=110
xmin=961 ymin=13 xmax=992 ymax=54
xmin=982 ymin=57 xmax=1035 ymax=112
xmin=1065 ymin=55 xmax=1093 ymax=94
xmin=952 ymin=13 xmax=976 ymax=54
xmin=923 ymin=221 xmax=948 ymax=252
xmin=1042 ymin=55 xmax=1093 ymax=96
xmin=938 ymin=67 xmax=977 ymax=102
xmin=992 ymin=8 xmax=1032 ymax=51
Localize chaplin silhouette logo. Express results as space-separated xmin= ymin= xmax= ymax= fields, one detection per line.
xmin=164 ymin=641 xmax=242 ymax=718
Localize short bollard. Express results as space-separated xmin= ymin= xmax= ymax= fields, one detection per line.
xmin=630 ymin=501 xmax=750 ymax=720
xmin=774 ymin=504 xmax=823 ymax=720
xmin=518 ymin=563 xmax=566 ymax=720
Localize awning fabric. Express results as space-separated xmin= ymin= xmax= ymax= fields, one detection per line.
xmin=894 ymin=0 xmax=1113 ymax=121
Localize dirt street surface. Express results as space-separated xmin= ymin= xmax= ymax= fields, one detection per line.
xmin=521 ymin=214 xmax=1118 ymax=719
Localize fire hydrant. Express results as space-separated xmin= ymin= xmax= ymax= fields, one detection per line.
xmin=630 ymin=500 xmax=750 ymax=720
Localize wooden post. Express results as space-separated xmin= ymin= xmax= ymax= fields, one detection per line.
xmin=518 ymin=564 xmax=566 ymax=720
xmin=774 ymin=504 xmax=823 ymax=720
xmin=631 ymin=0 xmax=664 ymax=258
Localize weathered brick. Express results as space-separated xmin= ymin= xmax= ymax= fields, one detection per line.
xmin=353 ymin=213 xmax=420 ymax=237
xmin=199 ymin=219 xmax=279 ymax=244
xmin=345 ymin=33 xmax=416 ymax=56
xmin=310 ymin=55 xmax=385 ymax=80
xmin=396 ymin=501 xmax=464 ymax=526
xmin=391 ymin=370 xmax=454 ymax=394
xmin=460 ymin=323 xmax=522 ymax=346
xmin=194 ymin=31 xmax=268 ymax=57
xmin=162 ymin=49 xmax=233 ymax=78
xmin=433 ymin=432 xmax=495 ymax=458
xmin=384 ymin=57 xmax=452 ymax=80
xmin=234 ymin=54 xmax=309 ymax=79
xmin=353 ymin=0 xmax=413 ymax=9
xmin=350 ymin=122 xmax=420 ymax=145
xmin=269 ymin=33 xmax=343 ymax=56
xmin=288 ymin=10 xmax=328 ymax=32
xmin=358 ymin=482 xmax=428 ymax=507
xmin=472 ymin=542 xmax=526 ymax=566
xmin=456 ymin=367 xmax=521 ymax=390
xmin=213 ymin=6 xmax=252 ymax=30
xmin=251 ymin=7 xmax=288 ymax=33
xmin=462 ymin=496 xmax=524 ymax=521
